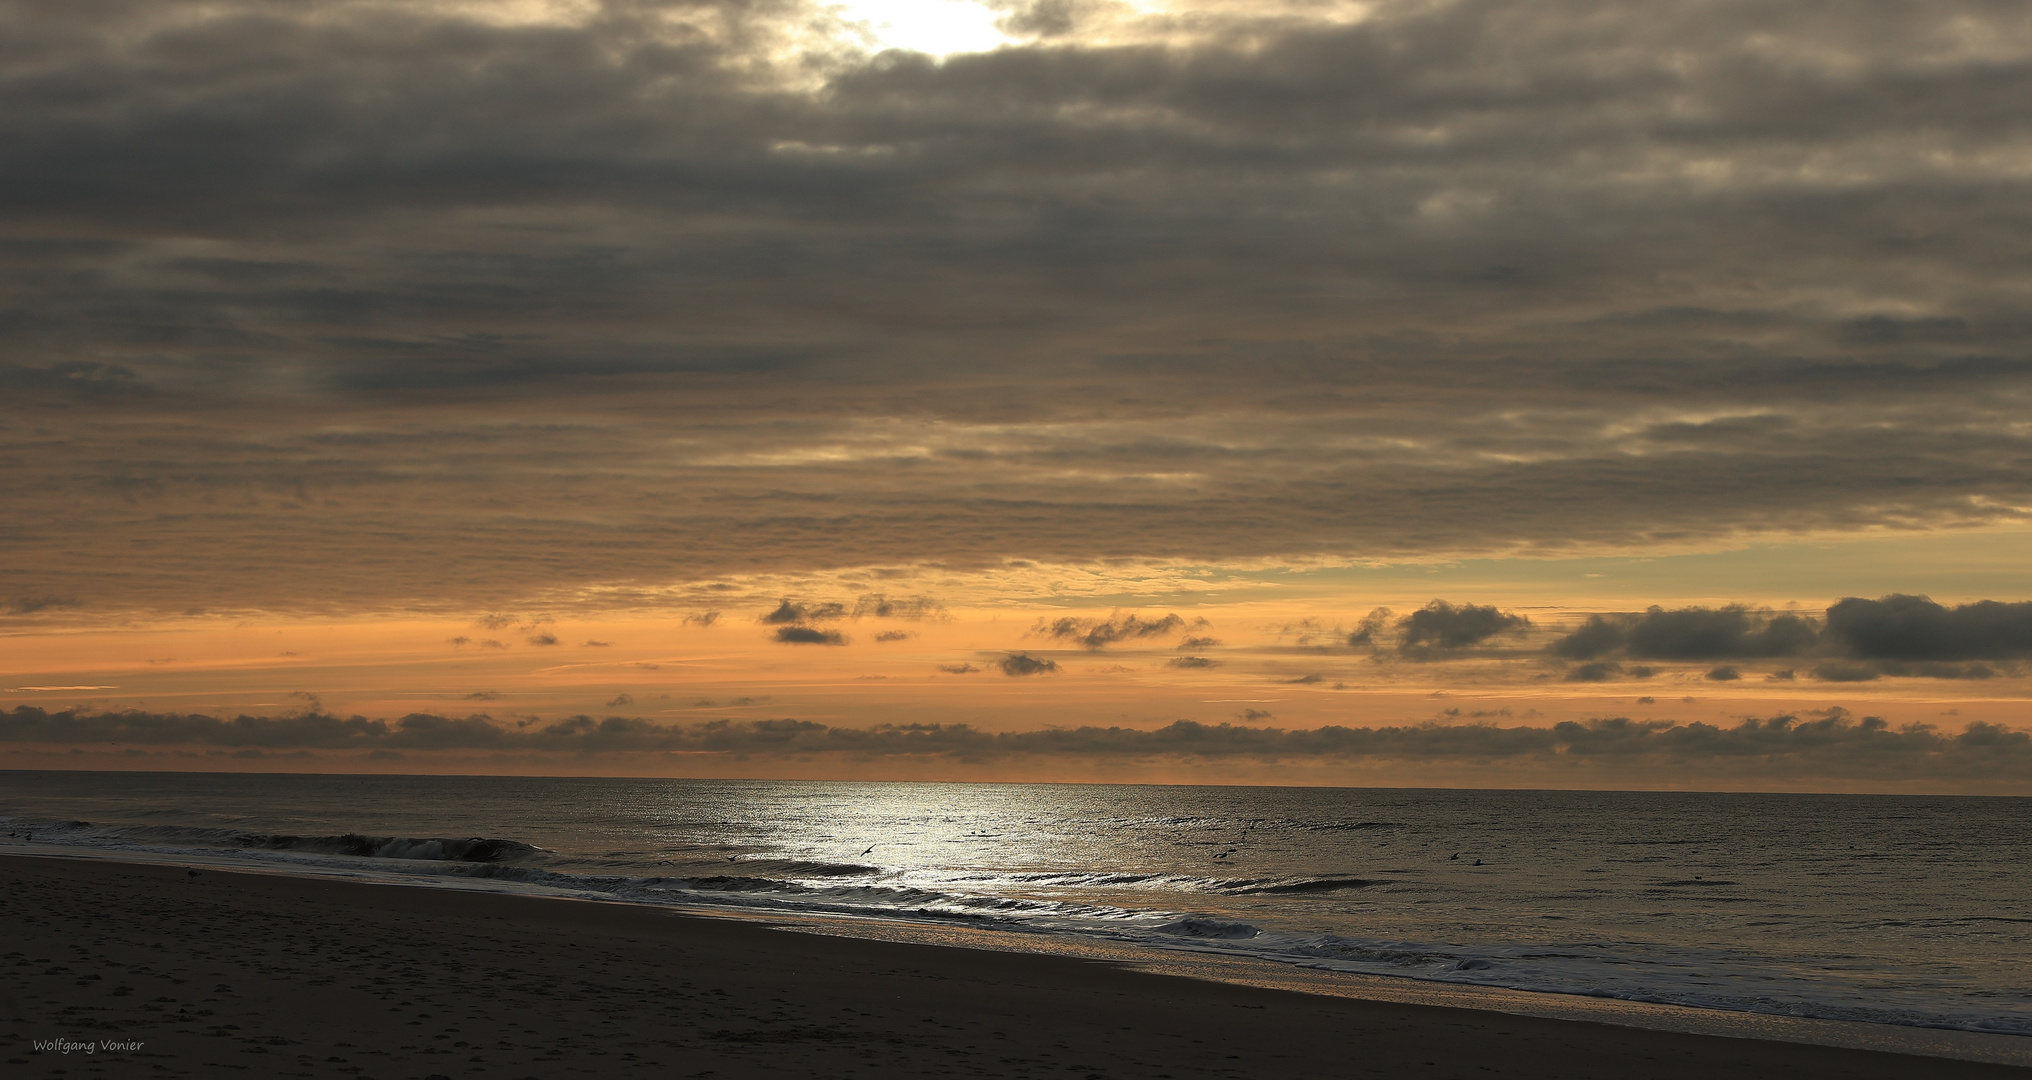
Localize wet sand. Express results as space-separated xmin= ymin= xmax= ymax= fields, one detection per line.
xmin=1 ymin=853 xmax=2023 ymax=1079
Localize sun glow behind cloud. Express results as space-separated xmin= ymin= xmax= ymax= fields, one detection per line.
xmin=828 ymin=0 xmax=1012 ymax=56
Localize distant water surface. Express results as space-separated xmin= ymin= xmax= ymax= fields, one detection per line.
xmin=2 ymin=772 xmax=2026 ymax=1040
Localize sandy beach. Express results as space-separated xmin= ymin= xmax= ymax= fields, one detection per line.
xmin=2 ymin=854 xmax=2025 ymax=1079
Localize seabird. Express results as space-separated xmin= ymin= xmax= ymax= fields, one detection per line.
xmin=185 ymin=868 xmax=200 ymax=880
xmin=1450 ymin=852 xmax=1460 ymax=860
xmin=861 ymin=845 xmax=875 ymax=855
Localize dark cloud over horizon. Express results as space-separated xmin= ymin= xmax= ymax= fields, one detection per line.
xmin=3 ymin=706 xmax=2024 ymax=782
xmin=3 ymin=0 xmax=2032 ymax=615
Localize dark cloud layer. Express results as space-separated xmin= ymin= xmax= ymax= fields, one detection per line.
xmin=3 ymin=0 xmax=2032 ymax=614
xmin=4 ymin=706 xmax=2024 ymax=781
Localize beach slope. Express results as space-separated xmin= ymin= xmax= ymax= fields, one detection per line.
xmin=1 ymin=854 xmax=2021 ymax=1079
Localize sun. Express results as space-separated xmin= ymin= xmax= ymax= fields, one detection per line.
xmin=827 ymin=0 xmax=1013 ymax=57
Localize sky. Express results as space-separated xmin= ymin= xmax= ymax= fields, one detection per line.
xmin=4 ymin=0 xmax=2031 ymax=791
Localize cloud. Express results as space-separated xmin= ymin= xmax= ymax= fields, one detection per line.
xmin=6 ymin=706 xmax=2024 ymax=781
xmin=1706 ymin=666 xmax=1741 ymax=681
xmin=1033 ymin=613 xmax=1193 ymax=650
xmin=606 ymin=693 xmax=634 ymax=707
xmin=8 ymin=596 xmax=80 ymax=615
xmin=1553 ymin=606 xmax=1819 ymax=660
xmin=3 ymin=0 xmax=2032 ymax=621
xmin=1239 ymin=709 xmax=1274 ymax=722
xmin=852 ymin=595 xmax=945 ymax=620
xmin=937 ymin=663 xmax=977 ymax=674
xmin=998 ymin=652 xmax=1059 ymax=676
xmin=1823 ymin=595 xmax=2032 ymax=661
xmin=581 ymin=639 xmax=613 ymax=647
xmin=1542 ymin=597 xmax=2032 ymax=680
xmin=526 ymin=633 xmax=560 ymax=646
xmin=1178 ymin=636 xmax=1220 ymax=650
xmin=874 ymin=630 xmax=913 ymax=642
xmin=774 ymin=626 xmax=847 ymax=645
xmin=1168 ymin=656 xmax=1218 ymax=668
xmin=1564 ymin=661 xmax=1623 ymax=683
xmin=1271 ymin=619 xmax=1347 ymax=648
xmin=682 ymin=612 xmax=722 ymax=628
xmin=1345 ymin=609 xmax=1392 ymax=649
xmin=762 ymin=600 xmax=847 ymax=625
xmin=1813 ymin=662 xmax=1880 ymax=683
xmin=1397 ymin=601 xmax=1530 ymax=655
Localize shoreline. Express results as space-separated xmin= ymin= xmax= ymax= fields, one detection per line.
xmin=6 ymin=840 xmax=2029 ymax=1065
xmin=3 ymin=851 xmax=2027 ymax=1079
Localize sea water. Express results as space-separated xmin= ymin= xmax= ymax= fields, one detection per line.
xmin=2 ymin=772 xmax=2027 ymax=1044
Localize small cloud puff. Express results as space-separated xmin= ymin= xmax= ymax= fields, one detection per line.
xmin=852 ymin=595 xmax=945 ymax=620
xmin=775 ymin=626 xmax=847 ymax=645
xmin=1397 ymin=601 xmax=1530 ymax=655
xmin=1033 ymin=612 xmax=1200 ymax=650
xmin=999 ymin=652 xmax=1059 ymax=676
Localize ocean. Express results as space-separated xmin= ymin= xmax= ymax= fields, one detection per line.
xmin=3 ymin=771 xmax=2027 ymax=1050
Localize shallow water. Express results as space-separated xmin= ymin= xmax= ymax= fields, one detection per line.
xmin=2 ymin=771 xmax=2027 ymax=1041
